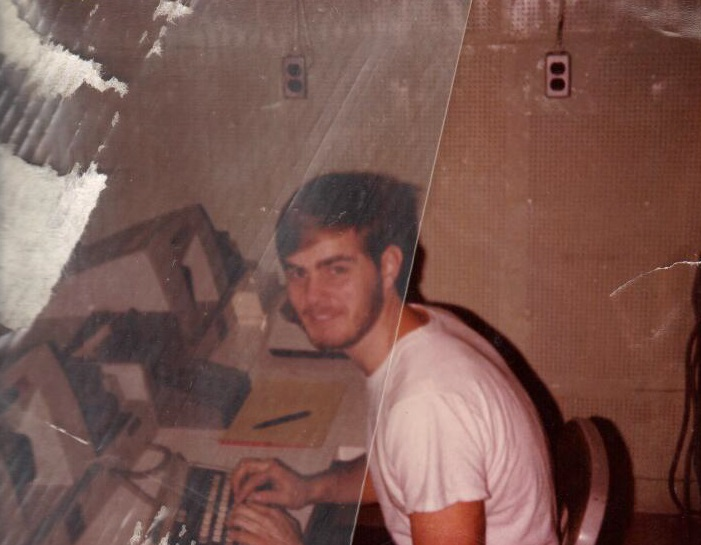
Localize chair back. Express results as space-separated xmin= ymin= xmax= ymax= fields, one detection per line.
xmin=555 ymin=417 xmax=609 ymax=545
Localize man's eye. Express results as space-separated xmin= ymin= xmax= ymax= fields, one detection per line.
xmin=330 ymin=266 xmax=349 ymax=275
xmin=285 ymin=268 xmax=305 ymax=280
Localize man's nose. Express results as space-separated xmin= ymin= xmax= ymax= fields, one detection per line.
xmin=302 ymin=273 xmax=326 ymax=305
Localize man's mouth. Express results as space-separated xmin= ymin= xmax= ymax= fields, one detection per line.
xmin=302 ymin=307 xmax=341 ymax=324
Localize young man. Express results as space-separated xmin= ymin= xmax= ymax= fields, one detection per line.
xmin=228 ymin=172 xmax=558 ymax=545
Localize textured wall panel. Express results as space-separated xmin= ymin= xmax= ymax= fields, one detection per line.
xmin=421 ymin=1 xmax=701 ymax=513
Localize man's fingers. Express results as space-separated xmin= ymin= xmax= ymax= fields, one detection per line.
xmin=229 ymin=458 xmax=308 ymax=509
xmin=244 ymin=488 xmax=281 ymax=505
xmin=229 ymin=503 xmax=266 ymax=529
xmin=230 ymin=459 xmax=273 ymax=494
xmin=231 ymin=459 xmax=278 ymax=502
xmin=228 ymin=503 xmax=285 ymax=529
xmin=236 ymin=471 xmax=277 ymax=503
xmin=227 ymin=504 xmax=267 ymax=541
xmin=229 ymin=501 xmax=285 ymax=524
xmin=228 ymin=504 xmax=303 ymax=545
xmin=227 ymin=528 xmax=265 ymax=545
xmin=244 ymin=502 xmax=288 ymax=521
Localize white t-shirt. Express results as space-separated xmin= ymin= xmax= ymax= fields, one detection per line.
xmin=365 ymin=305 xmax=558 ymax=545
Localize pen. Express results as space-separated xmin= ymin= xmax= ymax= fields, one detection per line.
xmin=252 ymin=410 xmax=312 ymax=430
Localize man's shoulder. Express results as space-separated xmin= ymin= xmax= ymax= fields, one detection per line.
xmin=386 ymin=318 xmax=488 ymax=394
xmin=402 ymin=304 xmax=503 ymax=365
xmin=383 ymin=305 xmax=517 ymax=406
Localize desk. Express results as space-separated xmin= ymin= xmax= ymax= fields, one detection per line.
xmin=76 ymin=351 xmax=368 ymax=545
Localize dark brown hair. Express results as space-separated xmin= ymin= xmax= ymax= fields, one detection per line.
xmin=275 ymin=172 xmax=419 ymax=295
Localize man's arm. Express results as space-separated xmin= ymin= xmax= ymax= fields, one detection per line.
xmin=409 ymin=501 xmax=486 ymax=545
xmin=231 ymin=455 xmax=376 ymax=507
xmin=310 ymin=455 xmax=378 ymax=504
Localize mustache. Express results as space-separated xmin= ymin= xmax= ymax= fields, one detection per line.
xmin=281 ymin=299 xmax=342 ymax=325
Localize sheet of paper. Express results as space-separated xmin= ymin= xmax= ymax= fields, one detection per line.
xmin=220 ymin=379 xmax=347 ymax=448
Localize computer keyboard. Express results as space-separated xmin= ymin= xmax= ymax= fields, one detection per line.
xmin=170 ymin=466 xmax=235 ymax=545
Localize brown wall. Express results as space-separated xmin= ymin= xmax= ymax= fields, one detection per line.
xmin=82 ymin=0 xmax=469 ymax=269
xmin=0 ymin=0 xmax=468 ymax=328
xmin=4 ymin=0 xmax=700 ymax=515
xmin=420 ymin=1 xmax=701 ymax=512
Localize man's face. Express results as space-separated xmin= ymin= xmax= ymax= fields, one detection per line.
xmin=281 ymin=228 xmax=384 ymax=351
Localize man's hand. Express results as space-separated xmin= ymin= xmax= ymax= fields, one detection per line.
xmin=227 ymin=503 xmax=304 ymax=545
xmin=230 ymin=458 xmax=311 ymax=508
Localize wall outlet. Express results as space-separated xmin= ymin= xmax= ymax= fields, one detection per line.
xmin=545 ymin=52 xmax=571 ymax=98
xmin=283 ymin=55 xmax=307 ymax=99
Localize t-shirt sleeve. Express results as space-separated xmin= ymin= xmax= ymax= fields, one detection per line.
xmin=381 ymin=392 xmax=491 ymax=514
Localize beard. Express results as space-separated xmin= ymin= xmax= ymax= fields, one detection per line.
xmin=301 ymin=277 xmax=385 ymax=352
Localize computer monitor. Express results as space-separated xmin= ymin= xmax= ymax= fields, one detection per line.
xmin=0 ymin=344 xmax=158 ymax=544
xmin=40 ymin=205 xmax=245 ymax=341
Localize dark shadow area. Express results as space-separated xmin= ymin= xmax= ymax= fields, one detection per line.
xmin=406 ymin=243 xmax=564 ymax=446
xmin=432 ymin=301 xmax=565 ymax=445
xmin=404 ymin=242 xmax=427 ymax=305
xmin=591 ymin=416 xmax=635 ymax=545
xmin=305 ymin=501 xmax=394 ymax=545
xmin=623 ymin=513 xmax=701 ymax=545
xmin=304 ymin=502 xmax=357 ymax=545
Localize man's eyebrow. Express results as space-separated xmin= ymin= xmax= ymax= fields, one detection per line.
xmin=282 ymin=254 xmax=356 ymax=271
xmin=281 ymin=260 xmax=302 ymax=271
xmin=317 ymin=255 xmax=356 ymax=268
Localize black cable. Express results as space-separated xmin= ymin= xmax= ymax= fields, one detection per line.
xmin=110 ymin=443 xmax=173 ymax=479
xmin=691 ymin=265 xmax=701 ymax=514
xmin=555 ymin=5 xmax=565 ymax=50
xmin=668 ymin=326 xmax=696 ymax=513
xmin=669 ymin=261 xmax=701 ymax=525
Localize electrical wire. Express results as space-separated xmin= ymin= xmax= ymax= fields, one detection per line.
xmin=292 ymin=0 xmax=313 ymax=64
xmin=668 ymin=259 xmax=701 ymax=524
xmin=554 ymin=0 xmax=566 ymax=51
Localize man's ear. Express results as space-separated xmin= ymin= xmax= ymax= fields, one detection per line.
xmin=380 ymin=245 xmax=403 ymax=291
